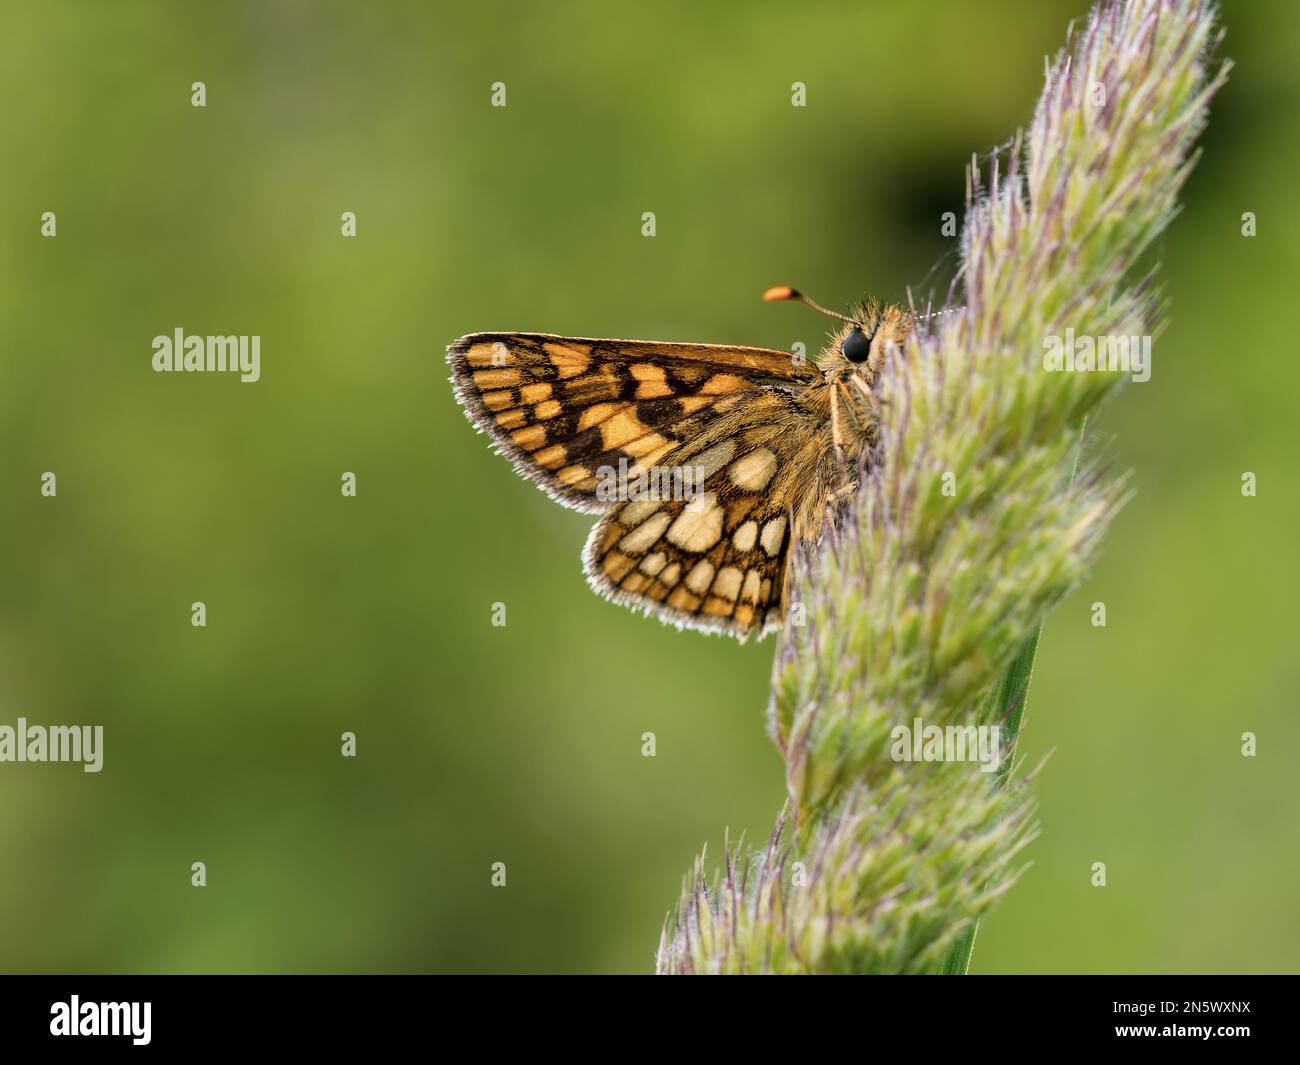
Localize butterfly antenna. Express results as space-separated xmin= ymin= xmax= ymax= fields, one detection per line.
xmin=762 ymin=285 xmax=855 ymax=324
xmin=914 ymin=306 xmax=964 ymax=322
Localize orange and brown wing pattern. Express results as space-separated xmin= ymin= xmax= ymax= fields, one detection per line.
xmin=582 ymin=395 xmax=830 ymax=640
xmin=447 ymin=332 xmax=818 ymax=514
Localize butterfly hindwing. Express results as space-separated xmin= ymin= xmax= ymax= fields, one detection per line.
xmin=447 ymin=332 xmax=818 ymax=514
xmin=583 ymin=395 xmax=830 ymax=639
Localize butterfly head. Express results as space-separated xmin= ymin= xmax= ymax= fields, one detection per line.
xmin=762 ymin=285 xmax=912 ymax=383
xmin=825 ymin=298 xmax=913 ymax=380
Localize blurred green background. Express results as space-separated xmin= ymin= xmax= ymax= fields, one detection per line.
xmin=1 ymin=0 xmax=1295 ymax=974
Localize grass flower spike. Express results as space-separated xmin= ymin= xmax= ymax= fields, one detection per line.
xmin=659 ymin=0 xmax=1228 ymax=975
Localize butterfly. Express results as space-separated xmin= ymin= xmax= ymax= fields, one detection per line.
xmin=447 ymin=286 xmax=915 ymax=641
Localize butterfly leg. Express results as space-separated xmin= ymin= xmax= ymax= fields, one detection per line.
xmin=849 ymin=375 xmax=890 ymax=419
xmin=827 ymin=479 xmax=859 ymax=505
xmin=833 ymin=378 xmax=876 ymax=493
xmin=830 ymin=380 xmax=847 ymax=466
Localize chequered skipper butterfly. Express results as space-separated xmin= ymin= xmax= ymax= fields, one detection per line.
xmin=447 ymin=286 xmax=914 ymax=641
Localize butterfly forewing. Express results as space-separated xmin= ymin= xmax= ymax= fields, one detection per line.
xmin=447 ymin=332 xmax=817 ymax=513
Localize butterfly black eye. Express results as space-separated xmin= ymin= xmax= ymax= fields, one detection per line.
xmin=841 ymin=327 xmax=872 ymax=363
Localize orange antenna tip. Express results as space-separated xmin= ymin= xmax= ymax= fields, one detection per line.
xmin=762 ymin=284 xmax=854 ymax=324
